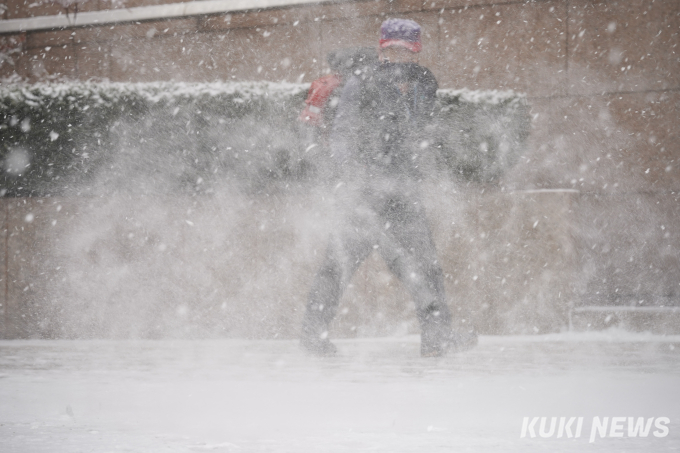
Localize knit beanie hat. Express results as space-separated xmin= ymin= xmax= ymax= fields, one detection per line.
xmin=379 ymin=18 xmax=422 ymax=53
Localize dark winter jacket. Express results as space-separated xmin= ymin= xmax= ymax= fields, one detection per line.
xmin=331 ymin=62 xmax=438 ymax=178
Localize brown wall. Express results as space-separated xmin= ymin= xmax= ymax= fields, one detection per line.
xmin=1 ymin=0 xmax=679 ymax=337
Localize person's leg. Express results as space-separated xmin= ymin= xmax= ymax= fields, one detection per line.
xmin=377 ymin=195 xmax=474 ymax=356
xmin=301 ymin=214 xmax=375 ymax=354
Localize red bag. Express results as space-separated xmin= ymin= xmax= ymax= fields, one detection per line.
xmin=299 ymin=74 xmax=342 ymax=127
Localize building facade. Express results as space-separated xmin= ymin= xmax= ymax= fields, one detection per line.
xmin=0 ymin=0 xmax=679 ymax=338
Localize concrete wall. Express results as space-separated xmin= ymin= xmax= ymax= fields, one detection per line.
xmin=1 ymin=0 xmax=679 ymax=337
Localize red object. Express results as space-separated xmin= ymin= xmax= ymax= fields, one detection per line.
xmin=379 ymin=38 xmax=422 ymax=53
xmin=299 ymin=74 xmax=342 ymax=126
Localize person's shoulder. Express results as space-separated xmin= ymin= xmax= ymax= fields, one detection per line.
xmin=378 ymin=62 xmax=437 ymax=85
xmin=408 ymin=62 xmax=434 ymax=74
xmin=410 ymin=63 xmax=437 ymax=86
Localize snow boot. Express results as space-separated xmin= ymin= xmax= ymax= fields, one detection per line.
xmin=300 ymin=331 xmax=337 ymax=356
xmin=421 ymin=325 xmax=478 ymax=357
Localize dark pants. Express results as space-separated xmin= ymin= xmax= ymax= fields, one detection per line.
xmin=302 ymin=183 xmax=452 ymax=341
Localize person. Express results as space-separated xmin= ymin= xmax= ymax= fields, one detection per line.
xmin=300 ymin=18 xmax=477 ymax=357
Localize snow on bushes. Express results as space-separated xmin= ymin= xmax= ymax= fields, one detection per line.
xmin=0 ymin=81 xmax=528 ymax=196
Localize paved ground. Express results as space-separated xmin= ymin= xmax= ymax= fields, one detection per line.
xmin=1 ymin=330 xmax=679 ymax=452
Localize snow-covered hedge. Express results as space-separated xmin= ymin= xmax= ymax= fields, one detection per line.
xmin=0 ymin=81 xmax=529 ymax=196
xmin=436 ymin=88 xmax=529 ymax=182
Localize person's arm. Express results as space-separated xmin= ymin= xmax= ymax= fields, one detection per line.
xmin=329 ymin=76 xmax=362 ymax=170
xmin=417 ymin=66 xmax=438 ymax=120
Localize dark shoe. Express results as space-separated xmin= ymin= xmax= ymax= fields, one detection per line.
xmin=300 ymin=334 xmax=337 ymax=356
xmin=421 ymin=328 xmax=478 ymax=357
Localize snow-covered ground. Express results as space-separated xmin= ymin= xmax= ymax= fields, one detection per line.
xmin=1 ymin=331 xmax=679 ymax=452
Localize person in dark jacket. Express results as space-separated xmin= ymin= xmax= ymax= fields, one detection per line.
xmin=300 ymin=19 xmax=477 ymax=357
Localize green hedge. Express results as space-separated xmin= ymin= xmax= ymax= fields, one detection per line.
xmin=0 ymin=81 xmax=529 ymax=197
